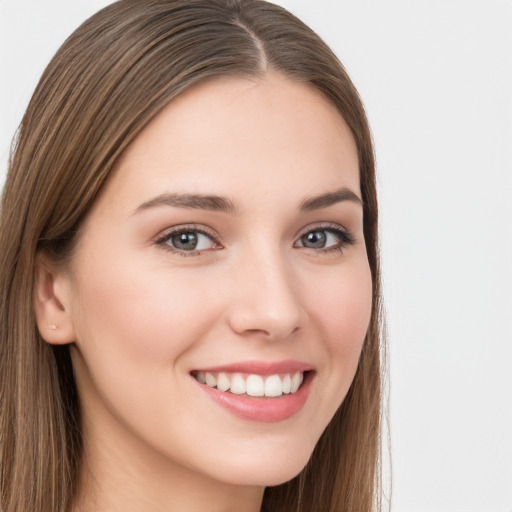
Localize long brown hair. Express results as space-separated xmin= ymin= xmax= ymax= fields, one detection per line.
xmin=0 ymin=1 xmax=384 ymax=510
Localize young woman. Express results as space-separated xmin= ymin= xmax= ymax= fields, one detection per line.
xmin=0 ymin=1 xmax=384 ymax=511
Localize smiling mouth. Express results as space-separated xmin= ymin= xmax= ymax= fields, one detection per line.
xmin=192 ymin=371 xmax=306 ymax=397
xmin=191 ymin=364 xmax=314 ymax=422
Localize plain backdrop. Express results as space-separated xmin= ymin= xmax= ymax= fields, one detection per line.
xmin=1 ymin=1 xmax=511 ymax=511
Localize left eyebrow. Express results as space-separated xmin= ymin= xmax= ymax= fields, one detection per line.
xmin=299 ymin=187 xmax=363 ymax=211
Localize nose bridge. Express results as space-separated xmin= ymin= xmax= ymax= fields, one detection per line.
xmin=228 ymin=242 xmax=303 ymax=340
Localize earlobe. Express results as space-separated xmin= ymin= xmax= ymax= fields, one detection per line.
xmin=34 ymin=253 xmax=76 ymax=345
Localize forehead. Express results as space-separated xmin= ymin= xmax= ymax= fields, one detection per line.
xmin=96 ymin=72 xmax=360 ymax=216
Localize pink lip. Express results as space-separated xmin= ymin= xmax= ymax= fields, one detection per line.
xmin=193 ymin=359 xmax=314 ymax=376
xmin=191 ymin=360 xmax=315 ymax=423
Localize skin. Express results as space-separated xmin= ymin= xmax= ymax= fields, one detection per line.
xmin=35 ymin=72 xmax=372 ymax=512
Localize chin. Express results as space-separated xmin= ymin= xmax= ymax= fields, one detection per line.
xmin=204 ymin=437 xmax=314 ymax=487
xmin=219 ymin=463 xmax=308 ymax=488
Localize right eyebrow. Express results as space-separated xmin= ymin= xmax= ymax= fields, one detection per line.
xmin=132 ymin=193 xmax=240 ymax=216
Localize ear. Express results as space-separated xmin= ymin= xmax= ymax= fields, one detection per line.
xmin=34 ymin=252 xmax=76 ymax=345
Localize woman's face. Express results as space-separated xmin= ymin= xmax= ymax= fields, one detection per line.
xmin=62 ymin=73 xmax=372 ymax=488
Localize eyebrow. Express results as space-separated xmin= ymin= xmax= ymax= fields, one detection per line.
xmin=134 ymin=193 xmax=240 ymax=215
xmin=133 ymin=187 xmax=362 ymax=216
xmin=299 ymin=187 xmax=363 ymax=211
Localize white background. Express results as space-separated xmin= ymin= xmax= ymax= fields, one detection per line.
xmin=1 ymin=1 xmax=511 ymax=511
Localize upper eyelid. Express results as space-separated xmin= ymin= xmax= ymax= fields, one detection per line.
xmin=294 ymin=221 xmax=351 ymax=239
xmin=155 ymin=223 xmax=220 ymax=243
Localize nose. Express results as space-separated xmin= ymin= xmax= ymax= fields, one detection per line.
xmin=226 ymin=250 xmax=304 ymax=341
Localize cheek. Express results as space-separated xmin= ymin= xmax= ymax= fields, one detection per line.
xmin=303 ymin=258 xmax=372 ymax=411
xmin=71 ymin=254 xmax=219 ymax=365
xmin=307 ymin=260 xmax=372 ymax=352
xmin=68 ymin=254 xmax=223 ymax=446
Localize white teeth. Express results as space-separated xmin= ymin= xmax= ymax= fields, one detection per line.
xmin=246 ymin=375 xmax=265 ymax=396
xmin=265 ymin=374 xmax=283 ymax=397
xmin=216 ymin=372 xmax=230 ymax=392
xmin=282 ymin=374 xmax=291 ymax=394
xmin=230 ymin=374 xmax=246 ymax=394
xmin=195 ymin=370 xmax=307 ymax=397
xmin=291 ymin=372 xmax=303 ymax=393
xmin=205 ymin=372 xmax=217 ymax=388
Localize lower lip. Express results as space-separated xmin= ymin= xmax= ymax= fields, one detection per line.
xmin=195 ymin=372 xmax=313 ymax=423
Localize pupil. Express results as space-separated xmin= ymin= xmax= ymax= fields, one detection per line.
xmin=303 ymin=231 xmax=326 ymax=248
xmin=173 ymin=232 xmax=198 ymax=250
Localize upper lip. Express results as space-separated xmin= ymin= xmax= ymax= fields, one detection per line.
xmin=191 ymin=360 xmax=314 ymax=376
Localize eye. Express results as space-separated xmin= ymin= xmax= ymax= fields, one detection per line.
xmin=295 ymin=226 xmax=355 ymax=252
xmin=156 ymin=226 xmax=220 ymax=255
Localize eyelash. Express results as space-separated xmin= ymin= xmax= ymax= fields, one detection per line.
xmin=155 ymin=224 xmax=220 ymax=257
xmin=295 ymin=223 xmax=356 ymax=255
xmin=155 ymin=223 xmax=356 ymax=257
